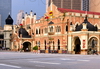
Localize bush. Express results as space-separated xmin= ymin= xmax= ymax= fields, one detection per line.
xmin=33 ymin=46 xmax=38 ymax=50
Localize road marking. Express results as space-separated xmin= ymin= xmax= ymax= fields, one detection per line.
xmin=30 ymin=61 xmax=61 ymax=65
xmin=77 ymin=59 xmax=90 ymax=61
xmin=0 ymin=63 xmax=21 ymax=68
xmin=35 ymin=65 xmax=45 ymax=67
xmin=60 ymin=58 xmax=74 ymax=60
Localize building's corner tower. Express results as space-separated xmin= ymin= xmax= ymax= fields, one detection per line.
xmin=4 ymin=14 xmax=13 ymax=49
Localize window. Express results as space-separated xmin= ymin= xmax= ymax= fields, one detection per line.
xmin=58 ymin=39 xmax=60 ymax=50
xmin=66 ymin=25 xmax=68 ymax=31
xmin=50 ymin=26 xmax=53 ymax=32
xmin=44 ymin=28 xmax=48 ymax=33
xmin=36 ymin=29 xmax=38 ymax=34
xmin=58 ymin=26 xmax=61 ymax=32
xmin=56 ymin=26 xmax=61 ymax=32
xmin=39 ymin=29 xmax=40 ymax=34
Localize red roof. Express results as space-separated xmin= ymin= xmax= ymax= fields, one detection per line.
xmin=57 ymin=8 xmax=100 ymax=15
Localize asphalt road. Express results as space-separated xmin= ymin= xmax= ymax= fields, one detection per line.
xmin=0 ymin=51 xmax=100 ymax=69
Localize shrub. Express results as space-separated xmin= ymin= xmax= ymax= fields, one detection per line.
xmin=33 ymin=46 xmax=38 ymax=50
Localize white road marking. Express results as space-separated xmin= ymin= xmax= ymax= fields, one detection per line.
xmin=0 ymin=63 xmax=21 ymax=68
xmin=60 ymin=58 xmax=74 ymax=60
xmin=35 ymin=65 xmax=45 ymax=67
xmin=60 ymin=58 xmax=90 ymax=62
xmin=77 ymin=59 xmax=90 ymax=61
xmin=30 ymin=61 xmax=61 ymax=65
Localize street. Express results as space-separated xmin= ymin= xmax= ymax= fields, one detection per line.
xmin=0 ymin=51 xmax=100 ymax=69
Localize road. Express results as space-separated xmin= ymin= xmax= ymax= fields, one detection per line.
xmin=0 ymin=51 xmax=100 ymax=69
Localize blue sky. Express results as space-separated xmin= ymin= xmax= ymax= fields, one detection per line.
xmin=12 ymin=0 xmax=46 ymax=24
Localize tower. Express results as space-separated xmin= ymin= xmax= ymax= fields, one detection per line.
xmin=4 ymin=14 xmax=13 ymax=49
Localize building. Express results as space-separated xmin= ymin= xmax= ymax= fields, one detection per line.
xmin=46 ymin=0 xmax=89 ymax=11
xmin=0 ymin=0 xmax=11 ymax=28
xmin=89 ymin=0 xmax=100 ymax=12
xmin=11 ymin=3 xmax=100 ymax=54
xmin=16 ymin=10 xmax=24 ymax=25
xmin=82 ymin=0 xmax=89 ymax=11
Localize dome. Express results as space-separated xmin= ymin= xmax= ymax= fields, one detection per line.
xmin=75 ymin=15 xmax=97 ymax=31
xmin=48 ymin=21 xmax=54 ymax=25
xmin=5 ymin=15 xmax=13 ymax=25
xmin=19 ymin=28 xmax=31 ymax=38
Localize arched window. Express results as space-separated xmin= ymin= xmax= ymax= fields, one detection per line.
xmin=58 ymin=39 xmax=60 ymax=50
xmin=44 ymin=40 xmax=46 ymax=50
xmin=56 ymin=26 xmax=61 ymax=32
xmin=44 ymin=28 xmax=48 ymax=33
xmin=58 ymin=26 xmax=61 ymax=32
xmin=53 ymin=41 xmax=55 ymax=50
xmin=66 ymin=25 xmax=68 ymax=31
xmin=50 ymin=26 xmax=53 ymax=32
xmin=36 ymin=29 xmax=38 ymax=34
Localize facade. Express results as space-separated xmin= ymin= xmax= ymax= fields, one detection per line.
xmin=89 ymin=0 xmax=100 ymax=12
xmin=16 ymin=10 xmax=24 ymax=25
xmin=0 ymin=0 xmax=11 ymax=28
xmin=46 ymin=0 xmax=89 ymax=11
xmin=11 ymin=3 xmax=100 ymax=54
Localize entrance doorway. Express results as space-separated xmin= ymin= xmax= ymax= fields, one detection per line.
xmin=23 ymin=42 xmax=31 ymax=52
xmin=74 ymin=37 xmax=81 ymax=54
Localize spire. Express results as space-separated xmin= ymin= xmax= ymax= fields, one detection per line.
xmin=83 ymin=15 xmax=88 ymax=23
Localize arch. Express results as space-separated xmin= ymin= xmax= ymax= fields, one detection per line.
xmin=88 ymin=37 xmax=98 ymax=54
xmin=23 ymin=42 xmax=31 ymax=52
xmin=73 ymin=36 xmax=81 ymax=54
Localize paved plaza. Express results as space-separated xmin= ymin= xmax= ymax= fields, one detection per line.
xmin=0 ymin=51 xmax=100 ymax=69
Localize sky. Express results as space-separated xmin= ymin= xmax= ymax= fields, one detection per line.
xmin=12 ymin=0 xmax=46 ymax=24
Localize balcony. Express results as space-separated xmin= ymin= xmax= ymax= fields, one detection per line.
xmin=48 ymin=32 xmax=55 ymax=35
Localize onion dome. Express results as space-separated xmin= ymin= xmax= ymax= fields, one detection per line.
xmin=75 ymin=15 xmax=97 ymax=31
xmin=34 ymin=13 xmax=36 ymax=15
xmin=19 ymin=28 xmax=31 ymax=38
xmin=5 ymin=15 xmax=13 ymax=25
